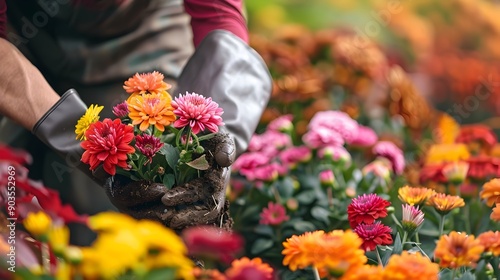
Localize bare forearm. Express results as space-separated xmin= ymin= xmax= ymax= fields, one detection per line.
xmin=0 ymin=38 xmax=60 ymax=130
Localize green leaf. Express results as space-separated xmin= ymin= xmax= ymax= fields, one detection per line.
xmin=251 ymin=238 xmax=274 ymax=255
xmin=310 ymin=206 xmax=330 ymax=224
xmin=295 ymin=190 xmax=316 ymax=205
xmin=439 ymin=269 xmax=454 ymax=280
xmin=161 ymin=144 xmax=180 ymax=171
xmin=186 ymin=154 xmax=210 ymax=170
xmin=254 ymin=225 xmax=275 ymax=237
xmin=393 ymin=232 xmax=403 ymax=255
xmin=142 ymin=267 xmax=176 ymax=280
xmin=292 ymin=221 xmax=316 ymax=233
xmin=162 ymin=173 xmax=175 ymax=189
xmin=458 ymin=271 xmax=475 ymax=280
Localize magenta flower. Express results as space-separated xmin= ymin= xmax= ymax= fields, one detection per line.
xmin=372 ymin=141 xmax=405 ymax=175
xmin=259 ymin=202 xmax=290 ymax=225
xmin=268 ymin=114 xmax=293 ymax=132
xmin=353 ymin=221 xmax=393 ymax=251
xmin=347 ymin=193 xmax=391 ymax=228
xmin=172 ymin=92 xmax=224 ymax=134
xmin=401 ymin=204 xmax=424 ymax=233
xmin=348 ymin=125 xmax=378 ymax=146
xmin=112 ymin=101 xmax=129 ymax=118
xmin=303 ymin=127 xmax=344 ymax=149
xmin=319 ymin=170 xmax=335 ymax=186
xmin=246 ymin=163 xmax=285 ymax=182
xmin=318 ymin=145 xmax=352 ymax=164
xmin=279 ymin=146 xmax=312 ymax=168
xmin=135 ymin=134 xmax=164 ymax=164
xmin=248 ymin=130 xmax=292 ymax=157
xmin=308 ymin=111 xmax=359 ymax=142
xmin=233 ymin=152 xmax=270 ymax=178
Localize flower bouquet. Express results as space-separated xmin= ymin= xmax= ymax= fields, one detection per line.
xmin=75 ymin=71 xmax=224 ymax=185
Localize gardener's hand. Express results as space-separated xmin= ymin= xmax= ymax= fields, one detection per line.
xmin=160 ymin=130 xmax=235 ymax=230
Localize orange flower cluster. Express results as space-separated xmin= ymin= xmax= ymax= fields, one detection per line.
xmin=398 ymin=185 xmax=464 ymax=215
xmin=434 ymin=231 xmax=484 ymax=268
xmin=282 ymin=230 xmax=367 ymax=277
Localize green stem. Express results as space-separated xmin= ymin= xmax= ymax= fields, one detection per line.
xmin=402 ymin=231 xmax=408 ymax=246
xmin=451 ymin=268 xmax=457 ymax=279
xmin=313 ymin=267 xmax=321 ymax=280
xmin=415 ymin=232 xmax=420 ymax=244
xmin=197 ymin=133 xmax=216 ymax=141
xmin=439 ymin=214 xmax=447 ymax=237
xmin=390 ymin=213 xmax=403 ymax=228
xmin=464 ymin=204 xmax=471 ymax=234
xmin=375 ymin=246 xmax=383 ymax=266
xmin=272 ymin=183 xmax=282 ymax=204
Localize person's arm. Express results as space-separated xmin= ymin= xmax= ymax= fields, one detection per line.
xmin=184 ymin=0 xmax=248 ymax=47
xmin=0 ymin=38 xmax=60 ymax=130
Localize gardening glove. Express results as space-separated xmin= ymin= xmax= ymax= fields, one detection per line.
xmin=32 ymin=89 xmax=169 ymax=221
xmin=161 ymin=30 xmax=272 ymax=229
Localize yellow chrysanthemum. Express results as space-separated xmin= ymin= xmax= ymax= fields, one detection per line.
xmin=492 ymin=204 xmax=500 ymax=222
xmin=23 ymin=211 xmax=52 ymax=237
xmin=383 ymin=251 xmax=439 ymax=280
xmin=434 ymin=113 xmax=460 ymax=144
xmin=477 ymin=231 xmax=500 ymax=256
xmin=127 ymin=93 xmax=176 ymax=131
xmin=282 ymin=230 xmax=366 ymax=276
xmin=480 ymin=178 xmax=500 ymax=207
xmin=426 ymin=193 xmax=465 ymax=215
xmin=48 ymin=224 xmax=70 ymax=255
xmin=87 ymin=211 xmax=137 ymax=232
xmin=434 ymin=231 xmax=484 ymax=268
xmin=75 ymin=104 xmax=104 ymax=140
xmin=398 ymin=185 xmax=436 ymax=206
xmin=425 ymin=143 xmax=470 ymax=164
xmin=341 ymin=264 xmax=384 ymax=280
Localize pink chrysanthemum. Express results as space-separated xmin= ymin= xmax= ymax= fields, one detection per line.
xmin=353 ymin=221 xmax=393 ymax=251
xmin=318 ymin=145 xmax=352 ymax=164
xmin=348 ymin=125 xmax=378 ymax=146
xmin=81 ymin=118 xmax=135 ymax=176
xmin=348 ymin=194 xmax=391 ymax=228
xmin=319 ymin=170 xmax=335 ymax=186
xmin=372 ymin=141 xmax=405 ymax=175
xmin=268 ymin=114 xmax=293 ymax=132
xmin=248 ymin=130 xmax=292 ymax=157
xmin=302 ymin=127 xmax=345 ymax=149
xmin=401 ymin=204 xmax=425 ymax=233
xmin=112 ymin=101 xmax=129 ymax=118
xmin=259 ymin=202 xmax=290 ymax=226
xmin=233 ymin=152 xmax=270 ymax=174
xmin=135 ymin=134 xmax=164 ymax=164
xmin=308 ymin=111 xmax=359 ymax=142
xmin=279 ymin=146 xmax=312 ymax=168
xmin=172 ymin=92 xmax=224 ymax=134
xmin=248 ymin=163 xmax=286 ymax=182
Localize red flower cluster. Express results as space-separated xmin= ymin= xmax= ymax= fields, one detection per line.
xmin=348 ymin=194 xmax=393 ymax=251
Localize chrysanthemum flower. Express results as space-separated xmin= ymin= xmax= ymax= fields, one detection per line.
xmin=259 ymin=202 xmax=290 ymax=226
xmin=455 ymin=124 xmax=497 ymax=148
xmin=135 ymin=134 xmax=164 ymax=164
xmin=319 ymin=170 xmax=335 ymax=186
xmin=302 ymin=126 xmax=345 ymax=149
xmin=383 ymin=251 xmax=439 ymax=280
xmin=492 ymin=204 xmax=500 ymax=222
xmin=24 ymin=211 xmax=52 ymax=237
xmin=123 ymin=71 xmax=171 ymax=96
xmin=75 ymin=104 xmax=104 ymax=140
xmin=347 ymin=194 xmax=391 ymax=228
xmin=128 ymin=93 xmax=176 ymax=132
xmin=48 ymin=225 xmax=70 ymax=255
xmin=268 ymin=114 xmax=293 ymax=132
xmin=318 ymin=145 xmax=352 ymax=165
xmin=372 ymin=141 xmax=405 ymax=175
xmin=192 ymin=267 xmax=226 ymax=280
xmin=182 ymin=226 xmax=243 ymax=264
xmin=434 ymin=231 xmax=484 ymax=268
xmin=419 ymin=163 xmax=447 ymax=183
xmin=477 ymin=231 xmax=500 ymax=256
xmin=442 ymin=161 xmax=469 ymax=185
xmin=282 ymin=230 xmax=326 ymax=271
xmin=353 ymin=221 xmax=393 ymax=251
xmin=341 ymin=264 xmax=384 ymax=280
xmin=426 ymin=193 xmax=465 ymax=215
xmin=480 ymin=178 xmax=500 ymax=207
xmin=398 ymin=185 xmax=436 ymax=206
xmin=434 ymin=113 xmax=460 ymax=144
xmin=401 ymin=204 xmax=424 ymax=234
xmin=279 ymin=146 xmax=312 ymax=168
xmin=172 ymin=92 xmax=224 ymax=134
xmin=362 ymin=159 xmax=391 ymax=180
xmin=225 ymin=257 xmax=274 ymax=280
xmin=348 ymin=125 xmax=378 ymax=147
xmin=112 ymin=101 xmax=129 ymax=118
xmin=307 ymin=111 xmax=359 ymax=143
xmin=81 ymin=118 xmax=135 ymax=175
xmin=467 ymin=155 xmax=500 ymax=179
xmin=425 ymin=143 xmax=470 ymax=164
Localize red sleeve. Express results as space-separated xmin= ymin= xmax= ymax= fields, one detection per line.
xmin=0 ymin=0 xmax=6 ymax=39
xmin=184 ymin=0 xmax=248 ymax=48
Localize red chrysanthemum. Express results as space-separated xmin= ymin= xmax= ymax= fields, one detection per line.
xmin=172 ymin=92 xmax=224 ymax=134
xmin=81 ymin=118 xmax=135 ymax=176
xmin=353 ymin=221 xmax=393 ymax=251
xmin=466 ymin=156 xmax=500 ymax=179
xmin=348 ymin=194 xmax=391 ymax=228
xmin=259 ymin=202 xmax=290 ymax=226
xmin=455 ymin=124 xmax=497 ymax=147
xmin=135 ymin=134 xmax=164 ymax=164
xmin=182 ymin=226 xmax=243 ymax=264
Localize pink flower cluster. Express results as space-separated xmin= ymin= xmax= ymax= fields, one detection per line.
xmin=372 ymin=141 xmax=405 ymax=175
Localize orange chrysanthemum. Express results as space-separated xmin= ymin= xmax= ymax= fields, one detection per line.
xmin=341 ymin=264 xmax=384 ymax=280
xmin=192 ymin=267 xmax=226 ymax=280
xmin=225 ymin=257 xmax=273 ymax=280
xmin=127 ymin=93 xmax=176 ymax=132
xmin=123 ymin=71 xmax=172 ymax=96
xmin=477 ymin=231 xmax=500 ymax=256
xmin=426 ymin=193 xmax=465 ymax=215
xmin=383 ymin=251 xmax=439 ymax=280
xmin=434 ymin=231 xmax=484 ymax=268
xmin=398 ymin=185 xmax=436 ymax=206
xmin=282 ymin=230 xmax=366 ymax=276
xmin=492 ymin=204 xmax=500 ymax=222
xmin=480 ymin=178 xmax=500 ymax=207
xmin=425 ymin=143 xmax=470 ymax=165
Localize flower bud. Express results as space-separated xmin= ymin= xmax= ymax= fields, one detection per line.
xmin=157 ymin=166 xmax=165 ymax=175
xmin=195 ymin=145 xmax=205 ymax=154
